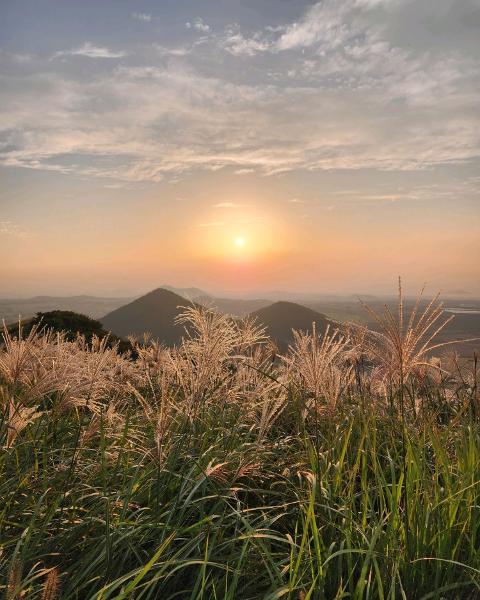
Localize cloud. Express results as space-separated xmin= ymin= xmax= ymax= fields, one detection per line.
xmin=154 ymin=44 xmax=191 ymax=57
xmin=276 ymin=1 xmax=351 ymax=52
xmin=1 ymin=58 xmax=477 ymax=180
xmin=221 ymin=28 xmax=270 ymax=56
xmin=354 ymin=0 xmax=398 ymax=7
xmin=1 ymin=1 xmax=478 ymax=183
xmin=186 ymin=18 xmax=210 ymax=33
xmin=289 ymin=198 xmax=306 ymax=204
xmin=234 ymin=168 xmax=255 ymax=175
xmin=216 ymin=1 xmax=355 ymax=55
xmin=213 ymin=202 xmax=241 ymax=208
xmin=10 ymin=53 xmax=34 ymax=63
xmin=132 ymin=12 xmax=152 ymax=22
xmin=53 ymin=42 xmax=127 ymax=59
xmin=0 ymin=221 xmax=29 ymax=238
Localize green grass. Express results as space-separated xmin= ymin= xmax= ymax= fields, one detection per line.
xmin=1 ymin=394 xmax=479 ymax=599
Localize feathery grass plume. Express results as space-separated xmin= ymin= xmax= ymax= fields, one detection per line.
xmin=41 ymin=567 xmax=60 ymax=600
xmin=51 ymin=334 xmax=133 ymax=414
xmin=231 ymin=344 xmax=286 ymax=437
xmin=133 ymin=336 xmax=170 ymax=381
xmin=204 ymin=460 xmax=230 ymax=485
xmin=284 ymin=322 xmax=353 ymax=417
xmin=172 ymin=305 xmax=243 ymax=417
xmin=233 ymin=314 xmax=268 ymax=351
xmin=356 ymin=278 xmax=476 ymax=401
xmin=255 ymin=391 xmax=287 ymax=442
xmin=129 ymin=371 xmax=173 ymax=465
xmin=0 ymin=321 xmax=60 ymax=400
xmin=235 ymin=460 xmax=261 ymax=481
xmin=4 ymin=399 xmax=43 ymax=447
xmin=0 ymin=319 xmax=37 ymax=386
xmin=6 ymin=558 xmax=22 ymax=600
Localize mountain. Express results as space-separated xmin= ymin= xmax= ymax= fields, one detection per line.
xmin=101 ymin=288 xmax=193 ymax=345
xmin=0 ymin=295 xmax=133 ymax=323
xmin=250 ymin=301 xmax=335 ymax=349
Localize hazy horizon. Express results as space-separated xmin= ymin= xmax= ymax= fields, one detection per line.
xmin=1 ymin=0 xmax=479 ymax=297
xmin=1 ymin=281 xmax=479 ymax=301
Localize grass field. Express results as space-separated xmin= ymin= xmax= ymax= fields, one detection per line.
xmin=1 ymin=287 xmax=479 ymax=599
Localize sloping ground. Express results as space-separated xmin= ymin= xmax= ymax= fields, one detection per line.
xmin=101 ymin=288 xmax=192 ymax=345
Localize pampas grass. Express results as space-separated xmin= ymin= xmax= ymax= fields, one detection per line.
xmin=0 ymin=284 xmax=479 ymax=599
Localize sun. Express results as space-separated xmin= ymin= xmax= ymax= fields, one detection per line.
xmin=234 ymin=236 xmax=246 ymax=248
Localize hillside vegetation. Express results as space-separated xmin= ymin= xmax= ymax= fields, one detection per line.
xmin=0 ymin=284 xmax=479 ymax=599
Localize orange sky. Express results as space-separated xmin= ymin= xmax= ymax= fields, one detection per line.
xmin=1 ymin=0 xmax=479 ymax=297
xmin=2 ymin=171 xmax=479 ymax=296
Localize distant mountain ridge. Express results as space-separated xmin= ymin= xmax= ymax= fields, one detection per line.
xmin=5 ymin=286 xmax=477 ymax=356
xmin=100 ymin=289 xmax=333 ymax=349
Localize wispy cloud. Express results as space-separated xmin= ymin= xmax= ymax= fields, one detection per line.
xmin=186 ymin=18 xmax=210 ymax=33
xmin=234 ymin=168 xmax=255 ymax=175
xmin=0 ymin=221 xmax=29 ymax=238
xmin=53 ymin=42 xmax=127 ymax=59
xmin=132 ymin=12 xmax=152 ymax=22
xmin=1 ymin=1 xmax=478 ymax=183
xmin=154 ymin=44 xmax=191 ymax=57
xmin=275 ymin=1 xmax=351 ymax=52
xmin=221 ymin=27 xmax=269 ymax=56
xmin=213 ymin=202 xmax=241 ymax=208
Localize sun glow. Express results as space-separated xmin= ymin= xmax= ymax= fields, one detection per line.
xmin=194 ymin=204 xmax=290 ymax=268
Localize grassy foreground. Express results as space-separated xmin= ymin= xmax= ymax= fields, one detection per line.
xmin=1 ymin=290 xmax=479 ymax=598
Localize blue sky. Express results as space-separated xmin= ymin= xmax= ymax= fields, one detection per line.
xmin=1 ymin=0 xmax=479 ymax=296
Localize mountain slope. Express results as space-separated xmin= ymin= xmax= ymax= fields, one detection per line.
xmin=251 ymin=301 xmax=334 ymax=348
xmin=101 ymin=288 xmax=192 ymax=345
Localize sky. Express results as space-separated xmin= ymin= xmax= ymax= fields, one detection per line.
xmin=0 ymin=0 xmax=479 ymax=298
